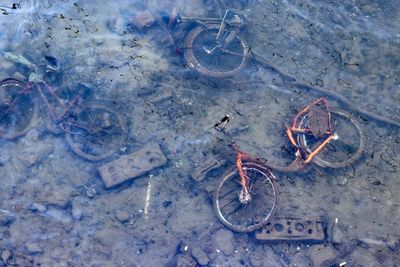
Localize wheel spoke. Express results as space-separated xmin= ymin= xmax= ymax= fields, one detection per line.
xmin=214 ymin=165 xmax=277 ymax=232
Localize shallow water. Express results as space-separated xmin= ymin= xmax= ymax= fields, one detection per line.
xmin=0 ymin=0 xmax=399 ymax=266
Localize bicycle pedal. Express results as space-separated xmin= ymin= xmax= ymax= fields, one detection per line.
xmin=255 ymin=217 xmax=326 ymax=243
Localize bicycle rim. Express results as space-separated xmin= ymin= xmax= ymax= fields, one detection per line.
xmin=297 ymin=107 xmax=365 ymax=168
xmin=184 ymin=23 xmax=249 ymax=78
xmin=213 ymin=162 xmax=277 ymax=233
xmin=64 ymin=102 xmax=127 ymax=161
xmin=0 ymin=79 xmax=39 ymax=139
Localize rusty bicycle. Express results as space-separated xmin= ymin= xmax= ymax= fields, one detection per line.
xmin=174 ymin=2 xmax=400 ymax=127
xmin=130 ymin=2 xmax=251 ymax=78
xmin=257 ymin=98 xmax=365 ymax=172
xmin=212 ymin=98 xmax=364 ymax=232
xmin=213 ymin=117 xmax=278 ymax=233
xmin=0 ymin=52 xmax=127 ymax=161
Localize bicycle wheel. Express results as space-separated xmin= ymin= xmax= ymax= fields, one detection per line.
xmin=297 ymin=107 xmax=365 ymax=168
xmin=184 ymin=23 xmax=250 ymax=78
xmin=213 ymin=162 xmax=277 ymax=233
xmin=64 ymin=102 xmax=127 ymax=161
xmin=0 ymin=78 xmax=39 ymax=139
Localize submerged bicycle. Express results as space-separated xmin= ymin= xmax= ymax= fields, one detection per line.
xmin=259 ymin=98 xmax=365 ymax=172
xmin=0 ymin=53 xmax=127 ymax=161
xmin=213 ymin=116 xmax=278 ymax=233
xmin=130 ymin=6 xmax=250 ymax=79
xmin=162 ymin=4 xmax=399 ymax=127
xmin=212 ymin=98 xmax=364 ymax=232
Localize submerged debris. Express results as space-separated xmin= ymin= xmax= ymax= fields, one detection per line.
xmin=98 ymin=143 xmax=167 ymax=188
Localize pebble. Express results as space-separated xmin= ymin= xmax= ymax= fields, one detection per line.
xmin=163 ymin=200 xmax=172 ymax=208
xmin=115 ymin=210 xmax=130 ymax=223
xmin=26 ymin=242 xmax=43 ymax=254
xmin=213 ymin=229 xmax=235 ymax=256
xmin=71 ymin=205 xmax=83 ymax=221
xmin=386 ymin=235 xmax=399 ymax=250
xmin=86 ymin=187 xmax=97 ymax=198
xmin=331 ymin=224 xmax=345 ymax=244
xmin=107 ymin=16 xmax=127 ymax=35
xmin=38 ymin=186 xmax=73 ymax=208
xmin=191 ymin=246 xmax=209 ymax=266
xmin=0 ymin=211 xmax=15 ymax=226
xmin=45 ymin=207 xmax=73 ymax=224
xmin=175 ymin=254 xmax=197 ymax=267
xmin=1 ymin=249 xmax=11 ymax=263
xmin=30 ymin=203 xmax=47 ymax=213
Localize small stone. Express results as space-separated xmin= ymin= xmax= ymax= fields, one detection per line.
xmin=0 ymin=211 xmax=15 ymax=226
xmin=26 ymin=242 xmax=42 ymax=254
xmin=386 ymin=235 xmax=399 ymax=250
xmin=175 ymin=254 xmax=197 ymax=267
xmin=107 ymin=16 xmax=127 ymax=35
xmin=30 ymin=203 xmax=47 ymax=213
xmin=36 ymin=185 xmax=73 ymax=208
xmin=1 ymin=249 xmax=11 ymax=263
xmin=337 ymin=175 xmax=349 ymax=186
xmin=71 ymin=205 xmax=83 ymax=221
xmin=115 ymin=210 xmax=130 ymax=223
xmin=163 ymin=200 xmax=172 ymax=208
xmin=45 ymin=207 xmax=73 ymax=224
xmin=191 ymin=246 xmax=209 ymax=266
xmin=86 ymin=187 xmax=97 ymax=198
xmin=213 ymin=229 xmax=235 ymax=256
xmin=331 ymin=225 xmax=344 ymax=244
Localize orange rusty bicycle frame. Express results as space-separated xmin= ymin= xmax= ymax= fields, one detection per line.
xmin=286 ymin=98 xmax=335 ymax=164
xmin=232 ymin=143 xmax=251 ymax=196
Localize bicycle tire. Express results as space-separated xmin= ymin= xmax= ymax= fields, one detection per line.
xmin=297 ymin=107 xmax=365 ymax=168
xmin=0 ymin=78 xmax=39 ymax=139
xmin=213 ymin=162 xmax=277 ymax=233
xmin=184 ymin=23 xmax=250 ymax=78
xmin=64 ymin=102 xmax=127 ymax=161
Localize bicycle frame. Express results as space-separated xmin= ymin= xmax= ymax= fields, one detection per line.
xmin=180 ymin=9 xmax=245 ymax=44
xmin=215 ymin=117 xmax=267 ymax=204
xmin=286 ymin=98 xmax=337 ymax=164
